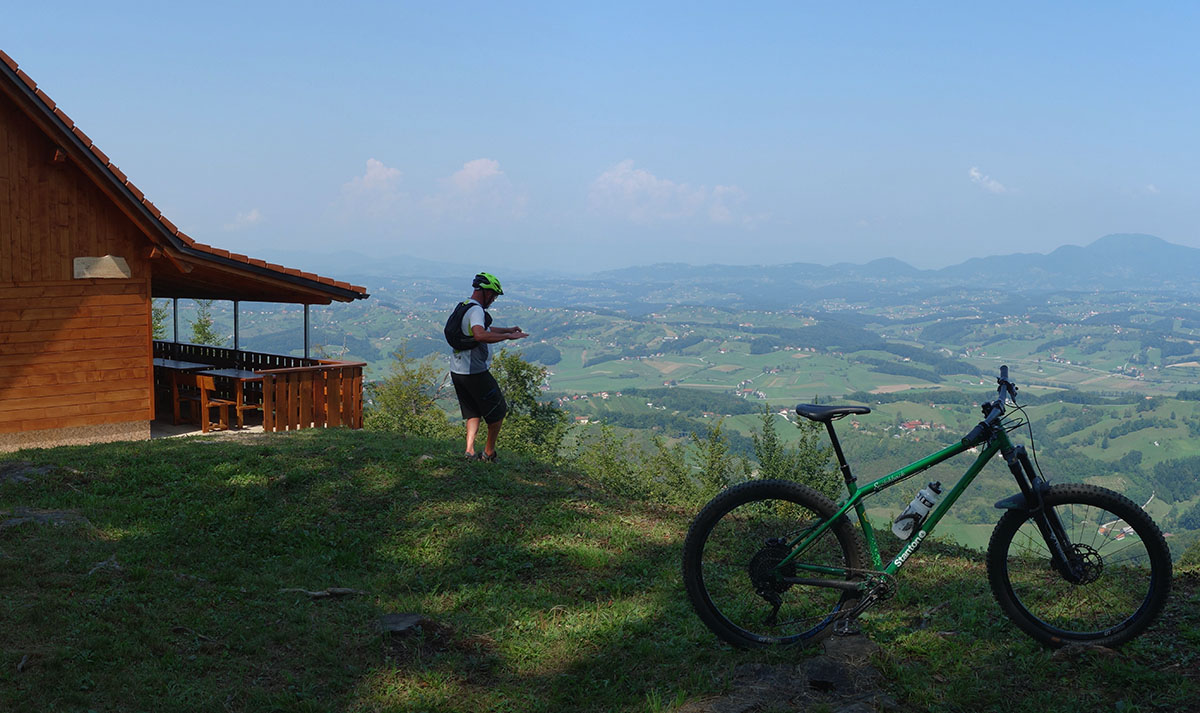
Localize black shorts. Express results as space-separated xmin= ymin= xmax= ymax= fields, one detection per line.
xmin=451 ymin=371 xmax=508 ymax=423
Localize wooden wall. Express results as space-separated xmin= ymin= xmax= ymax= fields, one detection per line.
xmin=0 ymin=88 xmax=152 ymax=439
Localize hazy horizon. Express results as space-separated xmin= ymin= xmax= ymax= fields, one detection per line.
xmin=5 ymin=4 xmax=1199 ymax=273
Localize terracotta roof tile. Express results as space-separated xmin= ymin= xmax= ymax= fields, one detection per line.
xmin=34 ymin=88 xmax=55 ymax=110
xmin=3 ymin=54 xmax=369 ymax=301
xmin=70 ymin=124 xmax=93 ymax=146
xmin=51 ymin=106 xmax=73 ymax=127
xmin=15 ymin=69 xmax=36 ymax=90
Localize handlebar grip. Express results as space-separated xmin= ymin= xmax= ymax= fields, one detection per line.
xmin=1000 ymin=365 xmax=1009 ymax=381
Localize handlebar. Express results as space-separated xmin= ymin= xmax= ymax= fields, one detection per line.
xmin=997 ymin=364 xmax=1018 ymax=404
xmin=963 ymin=365 xmax=1020 ymax=444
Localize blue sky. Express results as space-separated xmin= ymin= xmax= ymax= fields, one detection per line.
xmin=5 ymin=2 xmax=1199 ymax=273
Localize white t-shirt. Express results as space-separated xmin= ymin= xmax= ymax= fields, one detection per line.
xmin=449 ymin=300 xmax=491 ymax=374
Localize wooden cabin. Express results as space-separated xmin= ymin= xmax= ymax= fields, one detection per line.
xmin=0 ymin=50 xmax=370 ymax=452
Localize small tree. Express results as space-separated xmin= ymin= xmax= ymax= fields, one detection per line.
xmin=491 ymin=349 xmax=570 ymax=462
xmin=151 ymin=299 xmax=170 ymax=340
xmin=190 ymin=299 xmax=224 ymax=346
xmin=363 ymin=343 xmax=453 ymax=438
xmin=692 ymin=419 xmax=748 ymax=500
xmin=750 ymin=408 xmax=839 ymax=500
xmin=640 ymin=435 xmax=695 ymax=505
xmin=573 ymin=423 xmax=642 ymax=497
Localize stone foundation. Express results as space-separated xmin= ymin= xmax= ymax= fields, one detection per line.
xmin=0 ymin=421 xmax=150 ymax=453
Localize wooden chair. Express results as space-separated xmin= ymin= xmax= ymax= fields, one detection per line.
xmin=173 ymin=373 xmax=236 ymax=433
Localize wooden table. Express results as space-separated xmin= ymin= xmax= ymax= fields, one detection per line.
xmin=196 ymin=368 xmax=264 ymax=429
xmin=153 ymin=358 xmax=212 ymax=372
xmin=153 ymin=359 xmax=214 ymax=424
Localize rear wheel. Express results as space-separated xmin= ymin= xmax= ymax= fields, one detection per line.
xmin=682 ymin=480 xmax=865 ymax=649
xmin=986 ymin=483 xmax=1171 ymax=647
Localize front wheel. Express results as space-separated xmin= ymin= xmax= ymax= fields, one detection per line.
xmin=682 ymin=480 xmax=865 ymax=649
xmin=986 ymin=483 xmax=1171 ymax=648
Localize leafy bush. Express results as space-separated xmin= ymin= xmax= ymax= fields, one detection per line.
xmin=363 ymin=344 xmax=454 ymax=438
xmin=749 ymin=409 xmax=838 ymax=500
xmin=491 ymin=349 xmax=570 ymax=462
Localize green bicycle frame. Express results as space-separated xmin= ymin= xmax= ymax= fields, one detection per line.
xmin=778 ymin=427 xmax=1016 ymax=582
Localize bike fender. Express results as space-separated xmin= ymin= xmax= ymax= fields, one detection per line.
xmin=994 ymin=479 xmax=1051 ymax=511
xmin=994 ymin=493 xmax=1028 ymax=510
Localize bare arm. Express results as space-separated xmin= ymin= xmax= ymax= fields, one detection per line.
xmin=471 ymin=324 xmax=529 ymax=343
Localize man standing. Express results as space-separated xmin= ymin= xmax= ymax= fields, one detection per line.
xmin=448 ymin=272 xmax=528 ymax=461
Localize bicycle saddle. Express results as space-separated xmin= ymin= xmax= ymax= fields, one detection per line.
xmin=794 ymin=404 xmax=872 ymax=422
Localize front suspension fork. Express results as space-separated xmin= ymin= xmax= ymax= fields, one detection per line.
xmin=1002 ymin=444 xmax=1081 ymax=580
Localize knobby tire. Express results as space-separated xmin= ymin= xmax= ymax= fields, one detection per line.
xmin=682 ymin=480 xmax=865 ymax=649
xmin=986 ymin=483 xmax=1171 ymax=648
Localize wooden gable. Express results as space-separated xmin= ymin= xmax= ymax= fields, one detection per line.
xmin=0 ymin=50 xmax=369 ymax=451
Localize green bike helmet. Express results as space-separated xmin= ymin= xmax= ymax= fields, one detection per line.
xmin=472 ymin=272 xmax=504 ymax=295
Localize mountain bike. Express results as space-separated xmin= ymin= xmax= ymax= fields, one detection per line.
xmin=682 ymin=366 xmax=1172 ymax=649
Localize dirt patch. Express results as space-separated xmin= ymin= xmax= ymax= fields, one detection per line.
xmin=0 ymin=507 xmax=90 ymax=530
xmin=676 ymin=634 xmax=899 ymax=713
xmin=648 ymin=361 xmax=692 ymax=375
xmin=0 ymin=462 xmax=55 ymax=484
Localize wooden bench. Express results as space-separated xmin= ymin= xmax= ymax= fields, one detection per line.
xmin=173 ymin=373 xmax=237 ymax=433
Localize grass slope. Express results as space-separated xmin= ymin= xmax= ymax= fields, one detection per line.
xmin=2 ymin=430 xmax=1197 ymax=712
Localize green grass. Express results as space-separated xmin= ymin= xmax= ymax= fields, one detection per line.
xmin=2 ymin=429 xmax=1198 ymax=712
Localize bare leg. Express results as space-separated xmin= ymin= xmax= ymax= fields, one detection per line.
xmin=465 ymin=417 xmax=481 ymax=455
xmin=484 ymin=419 xmax=503 ymax=457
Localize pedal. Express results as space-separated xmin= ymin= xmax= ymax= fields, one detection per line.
xmin=833 ymin=618 xmax=860 ymax=636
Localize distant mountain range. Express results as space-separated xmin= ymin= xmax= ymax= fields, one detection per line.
xmin=264 ymin=234 xmax=1200 ymax=313
xmin=595 ymin=234 xmax=1200 ymax=293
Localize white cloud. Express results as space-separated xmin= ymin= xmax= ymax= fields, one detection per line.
xmin=337 ymin=158 xmax=406 ymax=219
xmin=223 ymin=208 xmax=262 ymax=231
xmin=968 ymin=166 xmax=1007 ymax=194
xmin=429 ymin=158 xmax=527 ymax=220
xmin=1144 ymin=184 xmax=1160 ymax=194
xmin=449 ymin=158 xmax=503 ymax=191
xmin=589 ymin=160 xmax=747 ymax=224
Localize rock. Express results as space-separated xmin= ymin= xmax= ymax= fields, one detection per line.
xmin=0 ymin=461 xmax=54 ymax=484
xmin=824 ymin=633 xmax=882 ymax=661
xmin=802 ymin=656 xmax=855 ymax=693
xmin=378 ymin=613 xmax=424 ymax=635
xmin=0 ymin=508 xmax=89 ymax=530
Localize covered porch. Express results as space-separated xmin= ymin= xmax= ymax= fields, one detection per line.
xmin=151 ymin=339 xmax=366 ymax=436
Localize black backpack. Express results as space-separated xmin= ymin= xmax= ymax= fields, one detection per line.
xmin=443 ymin=300 xmax=493 ymax=351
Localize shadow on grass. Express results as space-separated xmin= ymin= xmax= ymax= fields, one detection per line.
xmin=1 ymin=429 xmax=1197 ymax=713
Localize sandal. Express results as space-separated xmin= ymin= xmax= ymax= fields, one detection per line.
xmin=479 ymin=451 xmax=498 ymax=463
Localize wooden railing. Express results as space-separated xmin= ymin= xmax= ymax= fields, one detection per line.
xmin=152 ymin=342 xmax=365 ymax=432
xmin=259 ymin=361 xmax=366 ymax=432
xmin=153 ymin=341 xmax=318 ymax=371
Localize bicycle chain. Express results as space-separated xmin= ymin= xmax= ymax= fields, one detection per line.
xmin=833 ymin=569 xmax=898 ymax=624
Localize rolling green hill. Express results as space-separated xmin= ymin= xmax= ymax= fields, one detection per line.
xmin=2 ymin=429 xmax=1197 ymax=712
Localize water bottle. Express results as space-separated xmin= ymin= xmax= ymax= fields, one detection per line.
xmin=892 ymin=481 xmax=943 ymax=540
